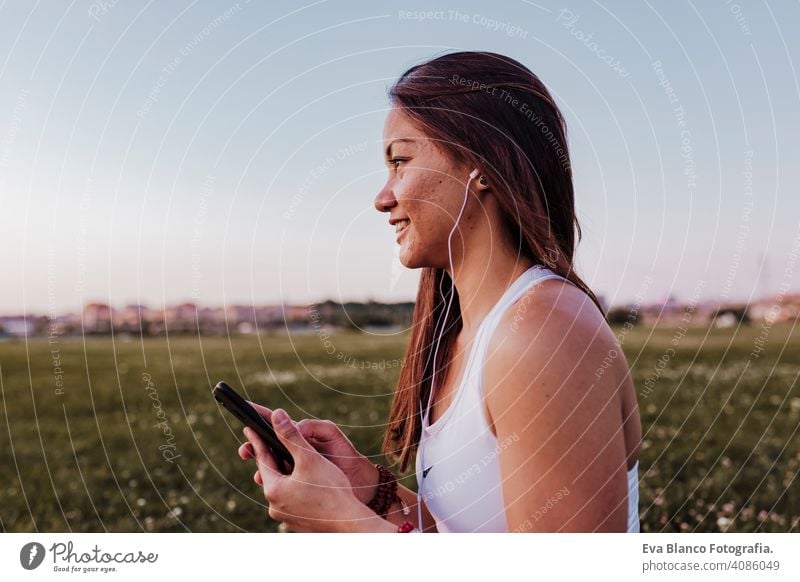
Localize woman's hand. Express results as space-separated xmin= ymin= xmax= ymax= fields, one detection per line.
xmin=242 ymin=407 xmax=386 ymax=532
xmin=238 ymin=402 xmax=379 ymax=504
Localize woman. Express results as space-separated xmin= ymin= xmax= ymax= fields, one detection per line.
xmin=238 ymin=51 xmax=641 ymax=533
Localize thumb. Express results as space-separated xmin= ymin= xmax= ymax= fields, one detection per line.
xmin=297 ymin=418 xmax=341 ymax=442
xmin=272 ymin=409 xmax=316 ymax=459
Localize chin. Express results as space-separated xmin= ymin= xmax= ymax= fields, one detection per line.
xmin=398 ymin=249 xmax=416 ymax=268
xmin=398 ymin=245 xmax=427 ymax=269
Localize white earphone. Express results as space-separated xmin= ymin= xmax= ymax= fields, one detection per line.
xmin=417 ymin=168 xmax=480 ymax=530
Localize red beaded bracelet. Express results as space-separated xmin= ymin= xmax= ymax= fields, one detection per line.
xmin=397 ymin=520 xmax=419 ymax=533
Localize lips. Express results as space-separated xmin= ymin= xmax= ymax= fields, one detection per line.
xmin=394 ymin=218 xmax=410 ymax=235
xmin=395 ymin=219 xmax=411 ymax=243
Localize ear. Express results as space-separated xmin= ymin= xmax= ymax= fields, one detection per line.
xmin=470 ymin=169 xmax=490 ymax=192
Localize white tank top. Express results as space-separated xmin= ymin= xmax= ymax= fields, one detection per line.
xmin=416 ymin=264 xmax=640 ymax=532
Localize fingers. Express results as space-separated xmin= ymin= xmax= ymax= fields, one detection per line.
xmin=239 ymin=442 xmax=254 ymax=460
xmin=254 ymin=468 xmax=263 ymax=486
xmin=246 ymin=400 xmax=274 ymax=420
xmin=271 ymin=409 xmax=315 ymax=459
xmin=247 ymin=400 xmax=300 ymax=433
xmin=296 ymin=418 xmax=340 ymax=442
xmin=243 ymin=427 xmax=282 ymax=489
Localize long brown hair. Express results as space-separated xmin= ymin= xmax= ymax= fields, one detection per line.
xmin=381 ymin=51 xmax=605 ymax=472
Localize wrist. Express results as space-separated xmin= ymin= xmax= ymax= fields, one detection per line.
xmin=365 ymin=464 xmax=402 ymax=519
xmin=354 ymin=459 xmax=380 ymax=505
xmin=342 ymin=497 xmax=398 ymax=533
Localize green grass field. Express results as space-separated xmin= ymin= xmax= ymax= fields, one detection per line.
xmin=1 ymin=324 xmax=798 ymax=532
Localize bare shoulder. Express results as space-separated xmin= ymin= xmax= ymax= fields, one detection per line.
xmin=483 ymin=276 xmax=625 ymax=435
xmin=490 ymin=276 xmax=615 ymax=367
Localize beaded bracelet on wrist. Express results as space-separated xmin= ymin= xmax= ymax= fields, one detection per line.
xmin=366 ymin=464 xmax=399 ymax=518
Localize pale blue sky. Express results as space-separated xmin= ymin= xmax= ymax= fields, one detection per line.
xmin=1 ymin=0 xmax=798 ymax=315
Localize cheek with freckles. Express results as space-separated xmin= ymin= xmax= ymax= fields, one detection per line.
xmin=400 ymin=202 xmax=457 ymax=266
xmin=396 ymin=163 xmax=467 ymax=267
xmin=406 ymin=173 xmax=451 ymax=225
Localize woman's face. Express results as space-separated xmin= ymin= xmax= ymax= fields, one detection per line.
xmin=374 ymin=106 xmax=482 ymax=269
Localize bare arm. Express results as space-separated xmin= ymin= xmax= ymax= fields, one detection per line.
xmin=484 ymin=280 xmax=631 ymax=532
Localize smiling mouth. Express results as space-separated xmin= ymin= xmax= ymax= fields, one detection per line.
xmin=395 ymin=218 xmax=411 ymax=236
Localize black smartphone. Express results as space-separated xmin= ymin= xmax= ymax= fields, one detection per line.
xmin=212 ymin=381 xmax=294 ymax=474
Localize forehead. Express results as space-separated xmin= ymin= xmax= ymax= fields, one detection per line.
xmin=382 ymin=106 xmax=426 ymax=144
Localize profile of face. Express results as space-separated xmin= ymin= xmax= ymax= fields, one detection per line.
xmin=374 ymin=106 xmax=488 ymax=270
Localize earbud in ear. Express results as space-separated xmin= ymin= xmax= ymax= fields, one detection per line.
xmin=469 ymin=169 xmax=479 ymax=180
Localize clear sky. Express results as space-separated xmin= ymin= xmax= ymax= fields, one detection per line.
xmin=1 ymin=0 xmax=798 ymax=315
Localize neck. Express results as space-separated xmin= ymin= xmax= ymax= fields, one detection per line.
xmin=444 ymin=227 xmax=535 ymax=334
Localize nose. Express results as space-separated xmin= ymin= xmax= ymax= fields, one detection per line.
xmin=374 ymin=181 xmax=397 ymax=214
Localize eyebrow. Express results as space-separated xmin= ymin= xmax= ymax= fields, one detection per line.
xmin=384 ymin=138 xmax=417 ymax=158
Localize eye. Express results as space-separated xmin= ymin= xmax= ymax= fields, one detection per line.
xmin=386 ymin=158 xmax=406 ymax=171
